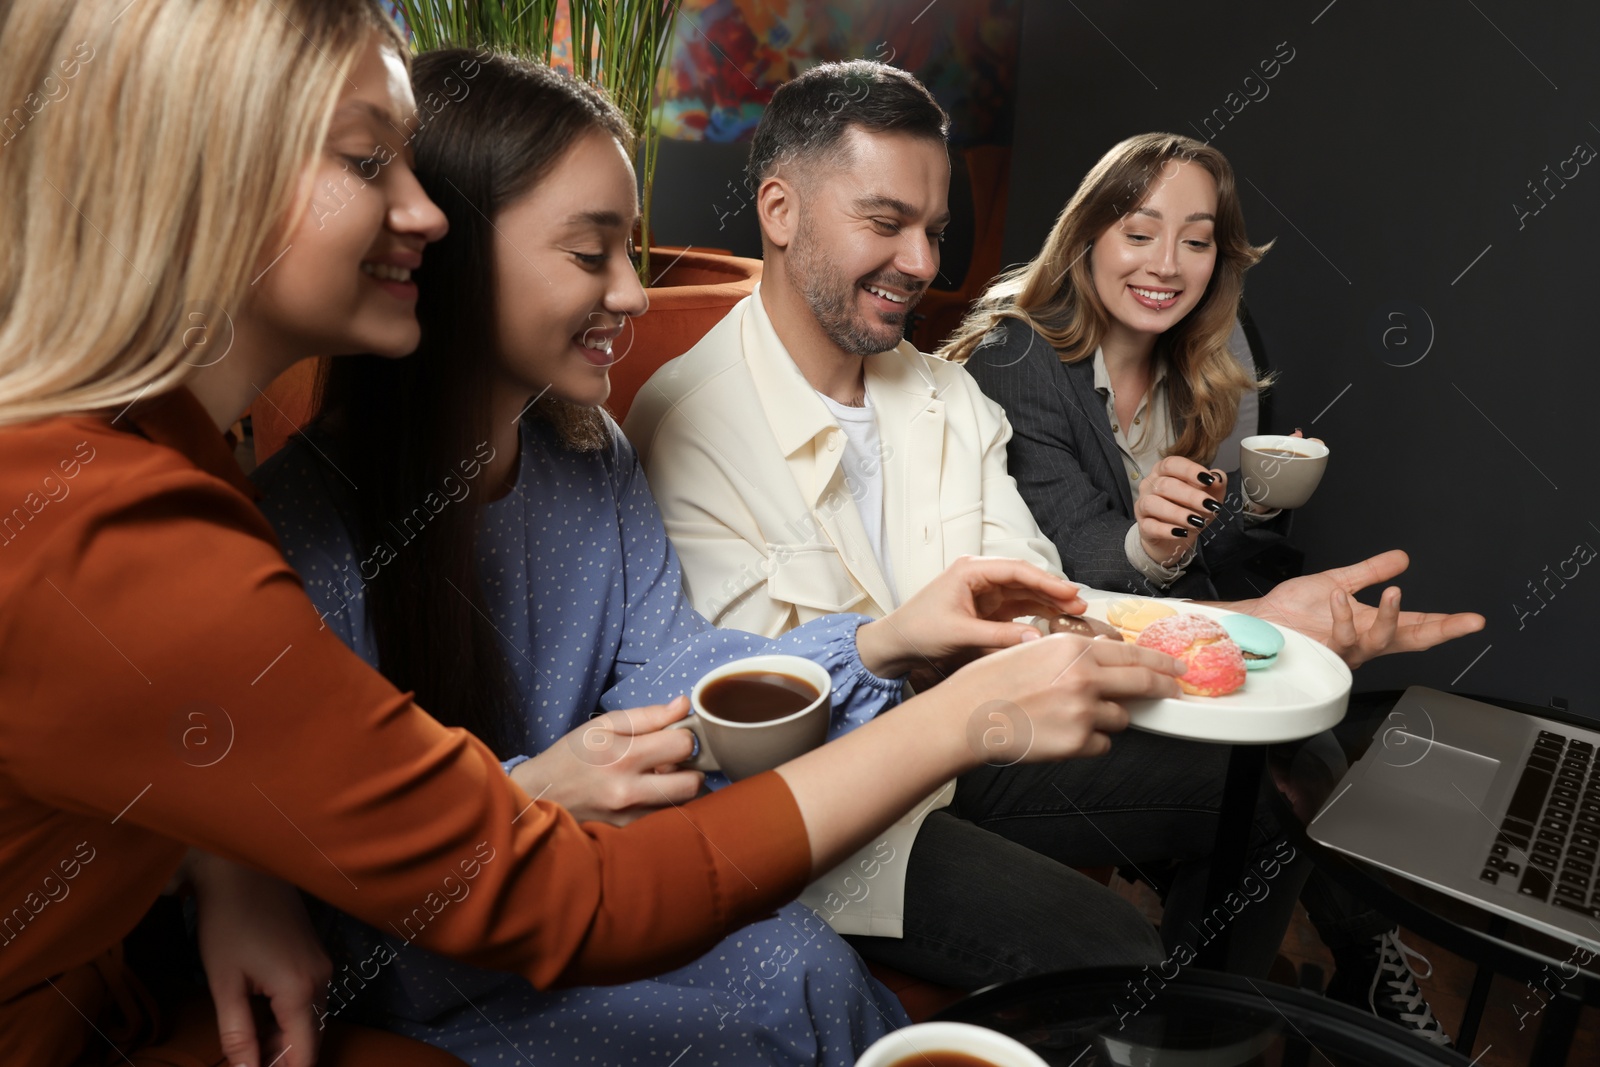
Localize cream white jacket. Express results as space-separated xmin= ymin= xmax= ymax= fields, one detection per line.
xmin=624 ymin=289 xmax=1063 ymax=937
xmin=626 ymin=289 xmax=1062 ymax=628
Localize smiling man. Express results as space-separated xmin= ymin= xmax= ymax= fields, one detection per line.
xmin=626 ymin=63 xmax=1059 ymax=633
xmin=624 ymin=61 xmax=1171 ymax=988
xmin=622 ymin=62 xmax=1478 ymax=1030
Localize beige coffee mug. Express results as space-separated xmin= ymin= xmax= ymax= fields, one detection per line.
xmin=1239 ymin=434 xmax=1329 ymax=510
xmin=854 ymin=1021 xmax=1050 ymax=1067
xmin=672 ymin=654 xmax=831 ymax=781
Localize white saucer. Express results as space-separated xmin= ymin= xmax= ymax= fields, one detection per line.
xmin=1077 ymin=595 xmax=1351 ymax=745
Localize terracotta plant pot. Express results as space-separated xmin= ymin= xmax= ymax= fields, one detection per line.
xmin=607 ymin=247 xmax=762 ymax=421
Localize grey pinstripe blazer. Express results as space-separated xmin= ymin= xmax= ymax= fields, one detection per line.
xmin=965 ymin=320 xmax=1286 ymax=599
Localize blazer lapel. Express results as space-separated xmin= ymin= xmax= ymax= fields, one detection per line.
xmin=742 ymin=293 xmax=898 ymax=616
xmin=1062 ymin=357 xmax=1135 ymax=515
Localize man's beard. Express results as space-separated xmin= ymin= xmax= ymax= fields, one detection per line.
xmin=790 ymin=215 xmax=923 ymax=356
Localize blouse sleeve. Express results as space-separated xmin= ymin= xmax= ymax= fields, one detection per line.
xmin=599 ymin=426 xmax=903 ymax=741
xmin=0 ymin=462 xmax=812 ymax=990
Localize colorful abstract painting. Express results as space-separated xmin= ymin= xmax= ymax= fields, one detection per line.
xmin=389 ymin=2 xmax=1021 ymax=146
xmin=661 ymin=0 xmax=1022 ymax=146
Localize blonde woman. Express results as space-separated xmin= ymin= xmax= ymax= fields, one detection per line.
xmin=944 ymin=133 xmax=1305 ymax=600
xmin=0 ymin=3 xmax=1187 ymax=1064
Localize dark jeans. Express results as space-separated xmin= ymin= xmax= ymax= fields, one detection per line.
xmin=848 ymin=728 xmax=1317 ymax=988
xmin=846 ymin=807 xmax=1166 ymax=988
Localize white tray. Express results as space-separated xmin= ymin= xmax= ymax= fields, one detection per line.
xmin=1077 ymin=595 xmax=1351 ymax=745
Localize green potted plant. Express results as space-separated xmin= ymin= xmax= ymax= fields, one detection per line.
xmin=395 ymin=0 xmax=762 ymax=419
xmin=402 ymin=1 xmax=678 ymax=281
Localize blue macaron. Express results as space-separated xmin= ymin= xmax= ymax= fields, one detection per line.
xmin=1218 ymin=614 xmax=1285 ymax=670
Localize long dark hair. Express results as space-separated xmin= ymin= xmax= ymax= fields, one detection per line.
xmin=313 ymin=50 xmax=628 ymax=757
xmin=941 ymin=133 xmax=1271 ymax=465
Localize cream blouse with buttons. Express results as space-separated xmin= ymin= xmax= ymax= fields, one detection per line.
xmin=1090 ymin=346 xmax=1196 ymax=585
xmin=1091 ymin=345 xmax=1276 ymax=587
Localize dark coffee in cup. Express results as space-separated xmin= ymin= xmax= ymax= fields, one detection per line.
xmin=699 ymin=671 xmax=820 ymax=723
xmin=888 ymin=1054 xmax=1000 ymax=1067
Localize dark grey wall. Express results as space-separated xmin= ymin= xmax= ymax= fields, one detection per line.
xmin=650 ymin=138 xmax=764 ymax=259
xmin=1006 ymin=0 xmax=1598 ymax=711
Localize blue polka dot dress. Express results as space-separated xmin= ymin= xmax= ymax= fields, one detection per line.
xmin=252 ymin=413 xmax=910 ymax=1066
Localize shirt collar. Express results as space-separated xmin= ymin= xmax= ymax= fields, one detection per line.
xmin=118 ymin=386 xmax=261 ymax=500
xmin=744 ymin=283 xmax=946 ymax=459
xmin=745 ymin=284 xmax=853 ymax=458
xmin=1091 ymin=345 xmax=1168 ymax=394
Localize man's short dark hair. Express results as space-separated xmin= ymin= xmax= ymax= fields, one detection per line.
xmin=746 ymin=60 xmax=950 ymax=193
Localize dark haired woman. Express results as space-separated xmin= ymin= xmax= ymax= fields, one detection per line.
xmin=248 ymin=50 xmax=1171 ymax=1065
xmin=943 ymin=133 xmax=1310 ymax=600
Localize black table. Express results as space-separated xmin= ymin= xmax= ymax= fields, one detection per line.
xmin=1196 ymin=742 xmax=1273 ymax=970
xmin=933 ymin=964 xmax=1470 ymax=1065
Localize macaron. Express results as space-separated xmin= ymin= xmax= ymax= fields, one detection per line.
xmin=1218 ymin=614 xmax=1285 ymax=671
xmin=1105 ymin=598 xmax=1178 ymax=641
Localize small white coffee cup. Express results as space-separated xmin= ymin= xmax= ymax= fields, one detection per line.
xmin=1239 ymin=434 xmax=1329 ymax=510
xmin=671 ymin=654 xmax=831 ymax=781
xmin=854 ymin=1021 xmax=1050 ymax=1067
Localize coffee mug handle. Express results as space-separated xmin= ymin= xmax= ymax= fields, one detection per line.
xmin=668 ymin=716 xmax=719 ymax=772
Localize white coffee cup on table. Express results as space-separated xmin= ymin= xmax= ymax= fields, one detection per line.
xmin=853 ymin=1021 xmax=1050 ymax=1067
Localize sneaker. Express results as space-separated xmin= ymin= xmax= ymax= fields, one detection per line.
xmin=1326 ymin=928 xmax=1453 ymax=1047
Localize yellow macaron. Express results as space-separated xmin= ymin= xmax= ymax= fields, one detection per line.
xmin=1105 ymin=598 xmax=1178 ymax=641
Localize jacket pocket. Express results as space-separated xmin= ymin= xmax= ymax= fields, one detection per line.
xmin=940 ymin=500 xmax=984 ymax=556
xmin=767 ymin=543 xmax=868 ymax=614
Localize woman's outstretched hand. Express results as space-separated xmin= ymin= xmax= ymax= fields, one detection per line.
xmin=1233 ymin=550 xmax=1485 ymax=668
xmin=775 ymin=632 xmax=1184 ymax=878
xmin=853 ymin=555 xmax=1085 ymax=682
xmin=941 ymin=630 xmax=1186 ymax=764
xmin=510 ymin=697 xmax=704 ymax=825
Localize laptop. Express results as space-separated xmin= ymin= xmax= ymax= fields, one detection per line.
xmin=1310 ymin=686 xmax=1600 ymax=951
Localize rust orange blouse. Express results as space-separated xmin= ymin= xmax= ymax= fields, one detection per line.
xmin=0 ymin=387 xmax=810 ymax=1064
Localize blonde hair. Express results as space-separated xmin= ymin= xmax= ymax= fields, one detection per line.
xmin=0 ymin=0 xmax=402 ymax=426
xmin=941 ymin=133 xmax=1271 ymax=464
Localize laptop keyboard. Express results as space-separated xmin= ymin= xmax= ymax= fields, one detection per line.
xmin=1480 ymin=731 xmax=1600 ymax=916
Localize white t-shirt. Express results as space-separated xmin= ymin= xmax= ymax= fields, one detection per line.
xmin=816 ymin=390 xmax=897 ymax=604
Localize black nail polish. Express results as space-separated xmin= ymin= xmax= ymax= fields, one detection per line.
xmin=1187 ymin=514 xmax=1205 ymax=528
xmin=1197 ymin=472 xmax=1215 ymax=486
xmin=1203 ymin=499 xmax=1222 ymax=513
xmin=1171 ymin=527 xmax=1189 ymax=538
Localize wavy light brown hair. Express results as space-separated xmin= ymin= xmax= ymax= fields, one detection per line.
xmin=942 ymin=133 xmax=1271 ymax=464
xmin=0 ymin=0 xmax=401 ymax=426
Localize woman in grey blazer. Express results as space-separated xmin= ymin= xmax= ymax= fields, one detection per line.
xmin=944 ymin=133 xmax=1299 ymax=599
xmin=941 ymin=135 xmax=1454 ymax=1045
